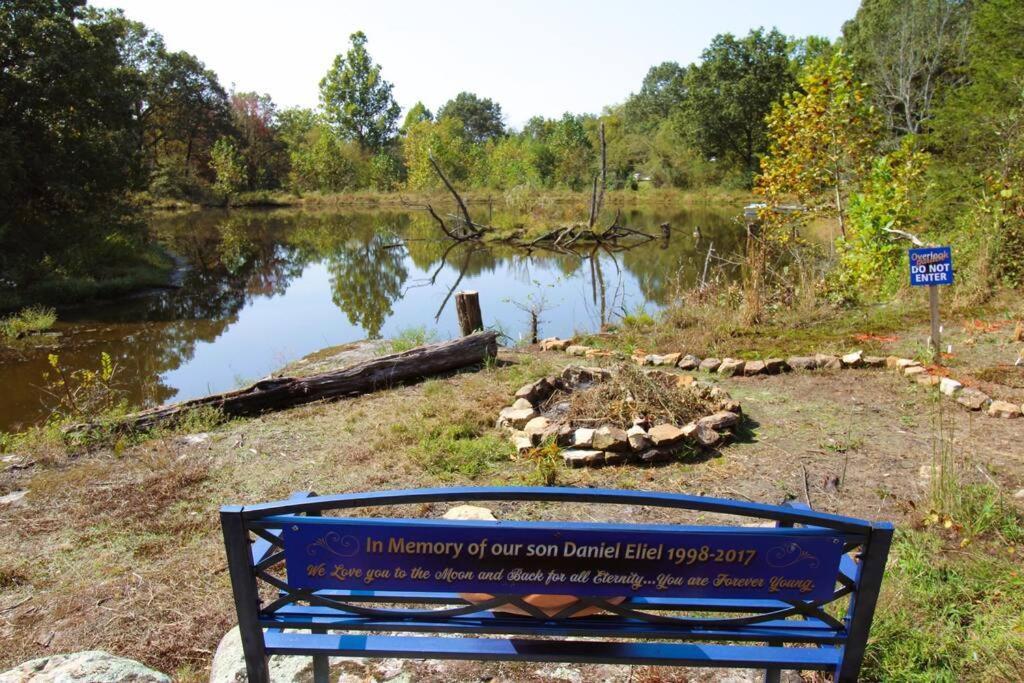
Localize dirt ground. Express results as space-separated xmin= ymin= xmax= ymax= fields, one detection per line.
xmin=1 ymin=334 xmax=1022 ymax=680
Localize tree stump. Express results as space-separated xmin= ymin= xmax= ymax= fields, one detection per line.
xmin=455 ymin=290 xmax=483 ymax=336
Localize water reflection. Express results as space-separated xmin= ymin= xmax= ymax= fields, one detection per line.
xmin=0 ymin=205 xmax=745 ymax=431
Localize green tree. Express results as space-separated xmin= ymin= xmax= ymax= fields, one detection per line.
xmin=0 ymin=0 xmax=145 ymax=282
xmin=622 ymin=62 xmax=689 ymax=135
xmin=210 ymin=137 xmax=247 ymax=203
xmin=437 ymin=92 xmax=506 ymax=143
xmin=401 ymin=101 xmax=433 ymax=133
xmin=686 ymin=28 xmax=796 ymax=181
xmin=230 ymin=91 xmax=288 ymax=190
xmin=319 ymin=31 xmax=400 ymax=152
xmin=402 ymin=117 xmax=476 ymax=189
xmin=549 ymin=113 xmax=594 ymax=190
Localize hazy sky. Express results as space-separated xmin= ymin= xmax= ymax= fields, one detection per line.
xmin=94 ymin=0 xmax=861 ymax=128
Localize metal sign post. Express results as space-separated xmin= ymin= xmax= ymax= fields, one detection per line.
xmin=909 ymin=246 xmax=953 ymax=364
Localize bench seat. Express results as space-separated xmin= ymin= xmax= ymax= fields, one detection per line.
xmin=264 ymin=630 xmax=843 ymax=670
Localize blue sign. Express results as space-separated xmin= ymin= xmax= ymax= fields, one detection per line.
xmin=909 ymin=246 xmax=953 ymax=286
xmin=282 ymin=518 xmax=844 ymax=602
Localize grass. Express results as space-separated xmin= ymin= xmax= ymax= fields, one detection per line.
xmin=865 ymin=529 xmax=1024 ymax=682
xmin=0 ymin=305 xmax=56 ymax=341
xmin=385 ymin=326 xmax=440 ymax=354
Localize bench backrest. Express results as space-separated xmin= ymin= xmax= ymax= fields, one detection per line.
xmin=221 ymin=486 xmax=892 ymax=682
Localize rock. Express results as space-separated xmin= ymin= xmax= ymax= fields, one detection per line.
xmin=682 ymin=422 xmax=721 ymax=447
xmin=178 ymin=432 xmax=210 ymax=446
xmin=885 ymin=356 xmax=902 ymax=369
xmin=903 ymin=366 xmax=927 ymax=378
xmin=511 ymin=432 xmax=534 ymax=453
xmin=718 ymin=398 xmax=743 ymax=414
xmin=592 ymin=425 xmax=629 ymax=452
xmin=515 ymin=377 xmax=556 ymax=405
xmin=787 ymin=356 xmax=818 ymax=371
xmin=565 ymin=345 xmax=589 ymax=357
xmin=896 ymin=358 xmax=921 ymax=370
xmin=814 ymin=354 xmax=842 ymax=370
xmin=545 ymin=422 xmax=575 ymax=447
xmin=626 ymin=425 xmax=652 ymax=451
xmin=651 ymin=353 xmax=681 ymax=366
xmin=939 ymin=377 xmax=963 ymax=396
xmin=497 ymin=406 xmax=538 ymax=430
xmin=1014 ymin=488 xmax=1024 ymax=500
xmin=0 ymin=651 xmax=171 ymax=683
xmin=584 ymin=348 xmax=613 ymax=359
xmin=602 ymin=451 xmax=631 ymax=466
xmin=988 ymin=400 xmax=1022 ymax=419
xmin=639 ymin=354 xmax=658 ymax=366
xmin=443 ymin=505 xmax=496 ymax=521
xmin=511 ymin=397 xmax=534 ymax=410
xmin=208 ymin=626 xmax=318 ymax=683
xmin=743 ymin=360 xmax=766 ymax=376
xmin=540 ymin=337 xmax=572 ymax=351
xmin=916 ymin=374 xmax=942 ymax=387
xmin=764 ymin=358 xmax=789 ymax=374
xmin=524 ymin=416 xmax=551 ymax=443
xmin=956 ymin=388 xmax=992 ymax=411
xmin=0 ymin=489 xmax=28 ymax=507
xmin=698 ymin=358 xmax=722 ymax=372
xmin=698 ymin=411 xmax=741 ymax=431
xmin=561 ymin=365 xmax=611 ymax=387
xmin=649 ymin=423 xmax=685 ymax=446
xmin=677 ymin=354 xmax=701 ymax=370
xmin=573 ymin=427 xmax=596 ymax=448
xmin=863 ymin=356 xmax=887 ymax=368
xmin=717 ymin=358 xmax=745 ymax=377
xmin=562 ymin=449 xmax=604 ymax=468
xmin=637 ymin=448 xmax=673 ymax=463
xmin=675 ymin=374 xmax=696 ymax=388
xmin=841 ymin=350 xmax=863 ymax=368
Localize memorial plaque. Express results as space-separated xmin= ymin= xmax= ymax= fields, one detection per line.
xmin=282 ymin=518 xmax=845 ymax=602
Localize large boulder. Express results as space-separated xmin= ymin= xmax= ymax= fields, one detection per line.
xmin=0 ymin=651 xmax=170 ymax=683
xmin=717 ymin=358 xmax=745 ymax=377
xmin=209 ymin=626 xmax=319 ymax=683
xmin=677 ymin=354 xmax=701 ymax=370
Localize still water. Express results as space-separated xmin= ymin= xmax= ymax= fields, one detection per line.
xmin=0 ymin=205 xmax=746 ymax=431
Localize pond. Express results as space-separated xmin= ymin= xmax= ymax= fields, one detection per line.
xmin=0 ymin=204 xmax=748 ymax=432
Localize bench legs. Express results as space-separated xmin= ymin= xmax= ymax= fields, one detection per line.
xmin=312 ymin=628 xmax=330 ymax=683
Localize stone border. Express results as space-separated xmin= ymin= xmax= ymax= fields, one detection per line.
xmin=538 ymin=337 xmax=1023 ymax=420
xmin=498 ymin=365 xmax=743 ymax=468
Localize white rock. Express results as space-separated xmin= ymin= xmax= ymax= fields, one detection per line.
xmin=511 ymin=397 xmax=534 ymax=410
xmin=841 ymin=350 xmax=863 ymax=368
xmin=497 ymin=406 xmax=538 ymax=429
xmin=562 ymin=449 xmax=604 ymax=467
xmin=573 ymin=427 xmax=595 ymax=448
xmin=210 ymin=626 xmax=316 ymax=683
xmin=0 ymin=489 xmax=28 ymax=507
xmin=443 ymin=505 xmax=496 ymax=521
xmin=938 ymin=377 xmax=963 ymax=396
xmin=0 ymin=651 xmax=171 ymax=683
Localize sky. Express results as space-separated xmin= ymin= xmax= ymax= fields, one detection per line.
xmin=93 ymin=0 xmax=861 ymax=129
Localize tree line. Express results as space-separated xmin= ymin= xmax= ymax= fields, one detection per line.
xmin=2 ymin=0 xmax=1022 ymax=302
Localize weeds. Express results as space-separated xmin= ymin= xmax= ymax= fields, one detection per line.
xmin=521 ymin=441 xmax=561 ymax=486
xmin=386 ymin=326 xmax=439 ymax=354
xmin=0 ymin=305 xmax=56 ymax=341
xmin=416 ymin=422 xmax=511 ymax=478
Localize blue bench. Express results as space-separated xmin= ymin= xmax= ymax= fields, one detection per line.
xmin=220 ymin=487 xmax=892 ymax=682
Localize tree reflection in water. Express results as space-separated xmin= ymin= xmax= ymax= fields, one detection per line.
xmin=0 ymin=205 xmax=744 ymax=431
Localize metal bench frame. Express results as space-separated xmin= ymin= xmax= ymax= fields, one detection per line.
xmin=220 ymin=486 xmax=892 ymax=682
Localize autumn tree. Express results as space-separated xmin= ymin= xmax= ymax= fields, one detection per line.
xmin=756 ymin=51 xmax=879 ymax=239
xmin=320 ymin=31 xmax=400 ymax=152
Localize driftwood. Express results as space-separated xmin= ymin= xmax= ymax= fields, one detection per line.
xmin=66 ymin=332 xmax=499 ymax=435
xmin=423 ymin=122 xmax=654 ymax=250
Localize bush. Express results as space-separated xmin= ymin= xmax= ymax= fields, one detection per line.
xmin=1 ymin=306 xmax=57 ymax=341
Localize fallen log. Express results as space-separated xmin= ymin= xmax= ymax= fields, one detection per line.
xmin=65 ymin=331 xmax=499 ymax=435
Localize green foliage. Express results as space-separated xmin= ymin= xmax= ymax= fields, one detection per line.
xmin=686 ymin=28 xmax=797 ymax=180
xmin=402 ymin=117 xmax=478 ymax=189
xmin=416 ymin=422 xmax=512 ymax=478
xmin=865 ymin=529 xmax=1024 ymax=682
xmin=401 ymin=101 xmax=433 ymax=133
xmin=209 ymin=137 xmax=247 ymax=202
xmin=319 ymin=31 xmax=400 ymax=152
xmin=1 ymin=306 xmax=57 ymax=341
xmin=41 ymin=352 xmax=127 ymax=424
xmin=437 ymin=92 xmax=505 ymax=143
xmin=386 ymin=326 xmax=439 ymax=354
xmin=831 ymin=139 xmax=931 ymax=302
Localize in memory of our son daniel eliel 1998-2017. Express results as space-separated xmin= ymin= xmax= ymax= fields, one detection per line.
xmin=283 ymin=518 xmax=844 ymax=602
